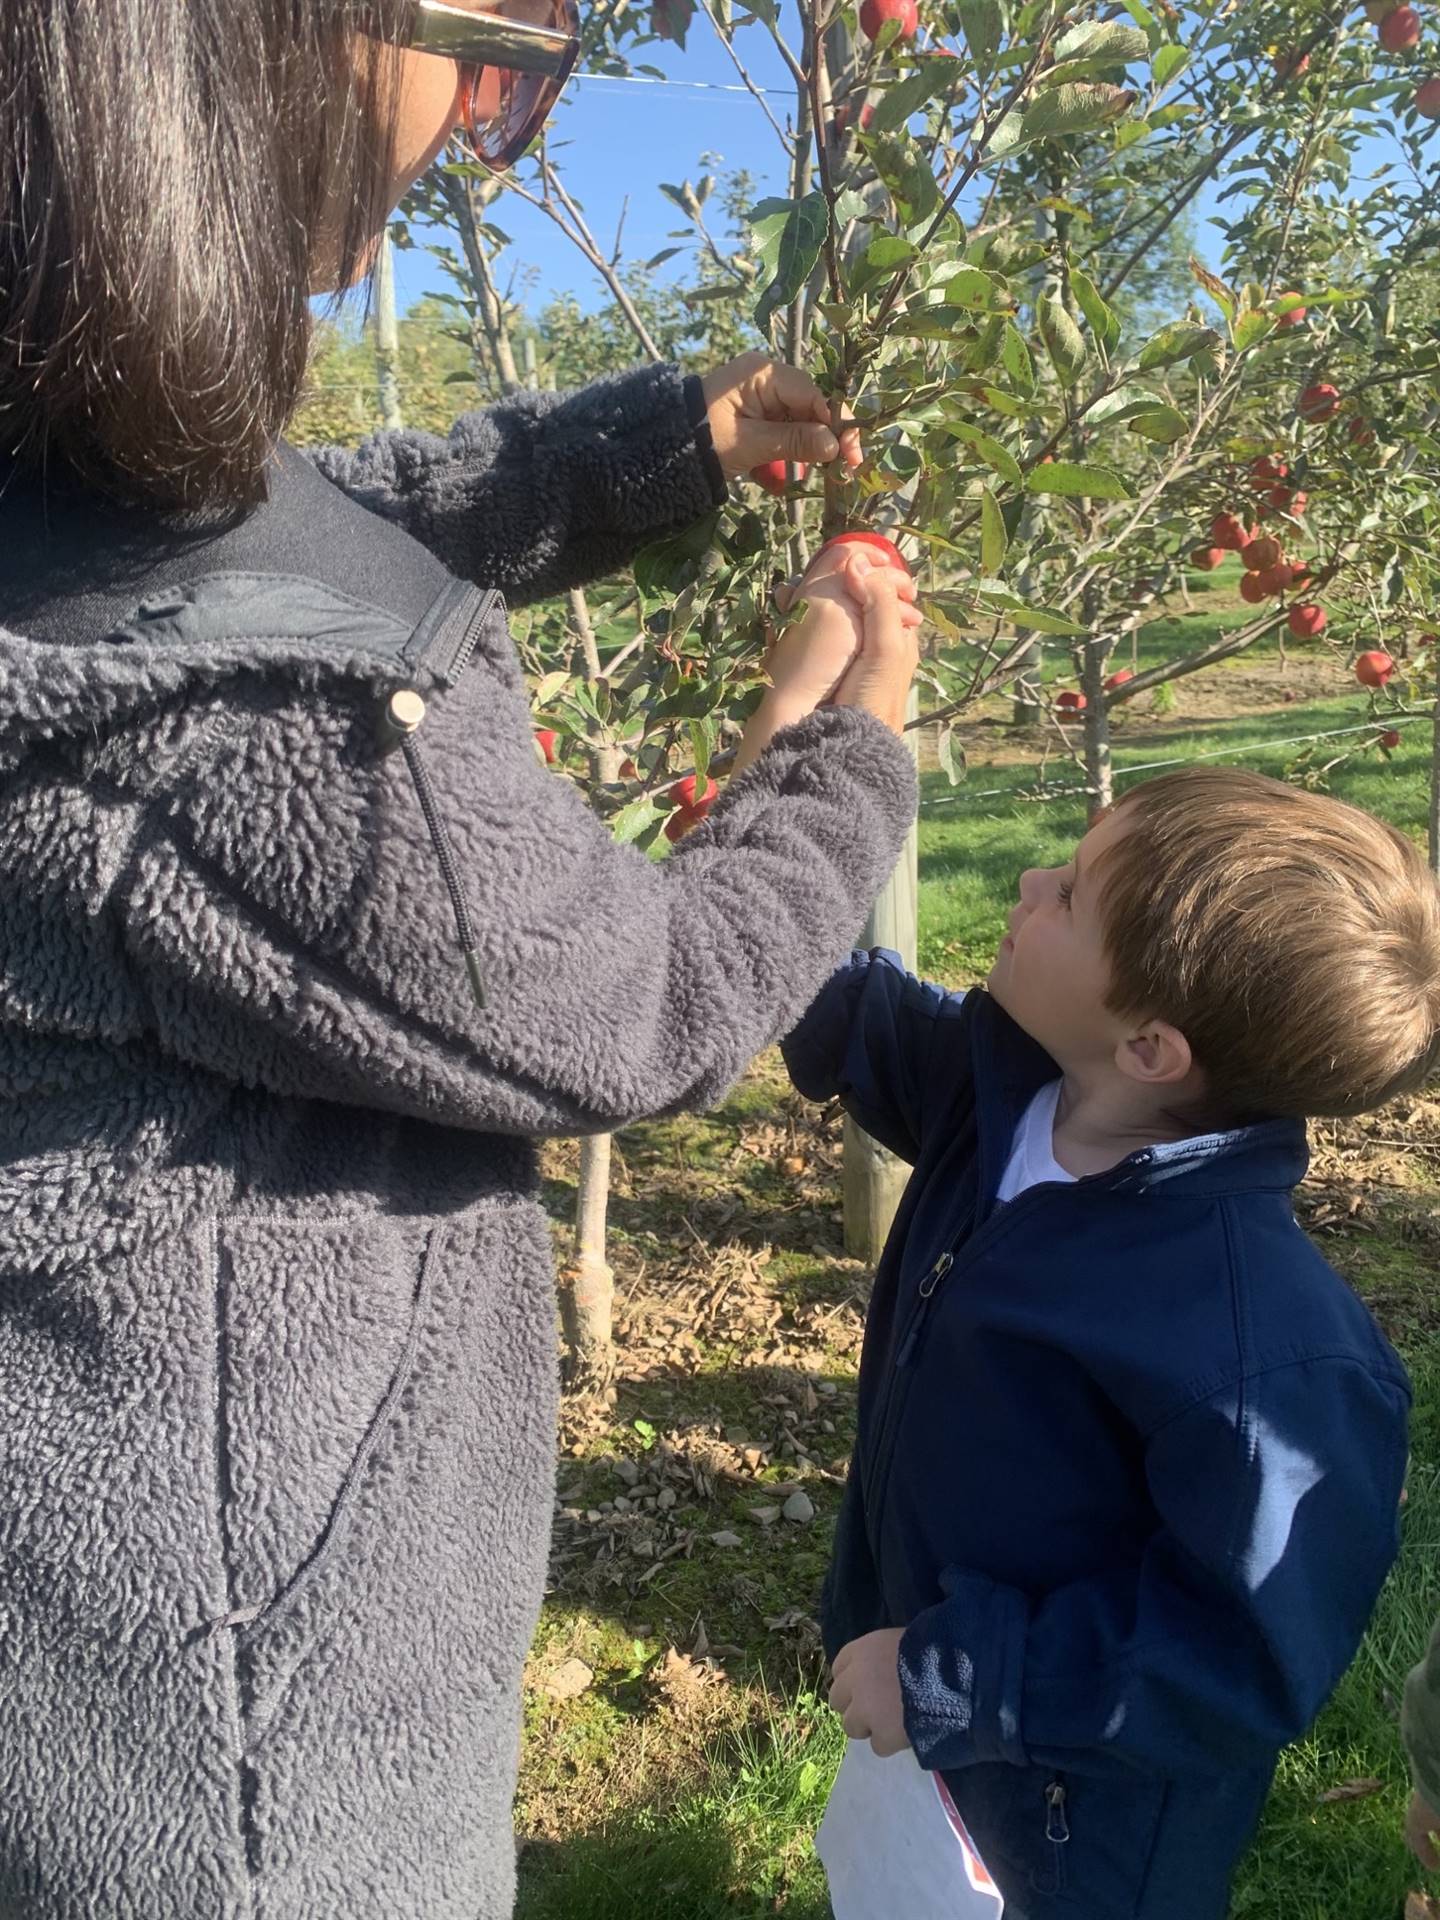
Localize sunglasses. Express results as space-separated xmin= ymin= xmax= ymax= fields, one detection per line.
xmin=405 ymin=0 xmax=580 ymax=170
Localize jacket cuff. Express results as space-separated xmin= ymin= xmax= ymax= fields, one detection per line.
xmin=782 ymin=951 xmax=872 ymax=1103
xmin=899 ymin=1571 xmax=1030 ymax=1772
xmin=683 ymin=371 xmax=729 ymax=504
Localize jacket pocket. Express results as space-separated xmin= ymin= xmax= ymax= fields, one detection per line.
xmin=208 ymin=1214 xmax=443 ymax=1743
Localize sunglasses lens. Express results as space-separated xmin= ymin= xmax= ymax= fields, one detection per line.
xmin=459 ymin=0 xmax=578 ymax=168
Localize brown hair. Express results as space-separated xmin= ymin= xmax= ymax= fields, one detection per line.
xmin=0 ymin=0 xmax=411 ymax=512
xmin=1095 ymin=766 xmax=1440 ymax=1120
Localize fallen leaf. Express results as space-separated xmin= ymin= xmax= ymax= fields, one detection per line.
xmin=543 ymin=1657 xmax=594 ymax=1702
xmin=1405 ymin=1893 xmax=1440 ymax=1920
xmin=1317 ymin=1777 xmax=1384 ymax=1804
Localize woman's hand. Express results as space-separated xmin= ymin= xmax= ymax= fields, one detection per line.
xmin=701 ymin=351 xmax=861 ymax=480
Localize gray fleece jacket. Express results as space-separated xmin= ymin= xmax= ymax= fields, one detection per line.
xmin=0 ymin=364 xmax=916 ymax=1919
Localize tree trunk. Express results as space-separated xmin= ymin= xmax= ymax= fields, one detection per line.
xmin=1080 ymin=598 xmax=1113 ymax=819
xmin=1429 ymin=647 xmax=1440 ymax=878
xmin=375 ymin=232 xmax=404 ymax=431
xmin=843 ymin=688 xmax=920 ymax=1263
xmin=562 ymin=1133 xmax=616 ymax=1389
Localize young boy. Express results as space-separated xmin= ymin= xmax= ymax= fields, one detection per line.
xmin=785 ymin=767 xmax=1440 ymax=1920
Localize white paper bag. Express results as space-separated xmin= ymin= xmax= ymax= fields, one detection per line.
xmin=816 ymin=1741 xmax=1004 ymax=1918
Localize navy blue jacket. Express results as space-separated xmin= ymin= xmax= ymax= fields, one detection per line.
xmin=784 ymin=953 xmax=1410 ymax=1920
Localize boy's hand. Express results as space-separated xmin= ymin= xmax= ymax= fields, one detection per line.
xmin=767 ymin=546 xmax=922 ymax=713
xmin=1406 ymin=1789 xmax=1440 ymax=1870
xmin=701 ymin=352 xmax=862 ymax=479
xmin=830 ymin=1628 xmax=910 ymax=1756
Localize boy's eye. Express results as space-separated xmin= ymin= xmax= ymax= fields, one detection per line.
xmin=1056 ymin=878 xmax=1074 ymax=908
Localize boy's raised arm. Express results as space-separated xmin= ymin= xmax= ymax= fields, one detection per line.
xmin=895 ymin=1356 xmax=1409 ymax=1778
xmin=782 ymin=949 xmax=965 ymax=1165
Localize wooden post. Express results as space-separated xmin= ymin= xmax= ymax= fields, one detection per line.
xmin=375 ymin=230 xmax=404 ymax=432
xmin=843 ymin=688 xmax=920 ymax=1262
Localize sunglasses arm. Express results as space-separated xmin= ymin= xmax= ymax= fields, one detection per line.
xmin=409 ymin=0 xmax=577 ymax=78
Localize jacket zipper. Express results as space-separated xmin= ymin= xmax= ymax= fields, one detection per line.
xmin=1045 ymin=1780 xmax=1070 ymax=1844
xmin=434 ymin=586 xmax=501 ymax=687
xmin=860 ymin=1177 xmax=1109 ymax=1558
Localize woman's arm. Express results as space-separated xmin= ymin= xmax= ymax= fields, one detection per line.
xmin=106 ymin=581 xmax=918 ymax=1135
xmin=304 ymin=362 xmax=725 ymax=608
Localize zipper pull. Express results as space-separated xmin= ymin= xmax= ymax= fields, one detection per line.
xmin=896 ymin=1252 xmax=953 ymax=1367
xmin=1044 ymin=1781 xmax=1070 ymax=1844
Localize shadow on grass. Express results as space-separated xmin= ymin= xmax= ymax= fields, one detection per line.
xmin=517 ymin=1820 xmax=831 ymax=1920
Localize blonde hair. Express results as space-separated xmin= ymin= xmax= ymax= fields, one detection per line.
xmin=1095 ymin=767 xmax=1440 ymax=1119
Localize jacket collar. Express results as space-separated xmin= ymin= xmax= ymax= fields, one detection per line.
xmin=966 ymin=989 xmax=1310 ymax=1203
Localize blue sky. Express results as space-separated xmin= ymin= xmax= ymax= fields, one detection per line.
xmin=392 ymin=29 xmax=803 ymax=316
xmin=386 ymin=25 xmax=1405 ymax=325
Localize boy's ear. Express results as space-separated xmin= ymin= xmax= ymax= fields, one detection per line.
xmin=1115 ymin=1020 xmax=1193 ymax=1088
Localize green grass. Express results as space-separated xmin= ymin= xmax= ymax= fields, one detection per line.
xmin=518 ymin=619 xmax=1440 ymax=1918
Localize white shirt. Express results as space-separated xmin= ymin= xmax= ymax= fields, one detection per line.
xmin=996 ymin=1078 xmax=1075 ymax=1202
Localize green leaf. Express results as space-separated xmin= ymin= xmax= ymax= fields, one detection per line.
xmin=1038 ymin=294 xmax=1088 ymax=386
xmin=1021 ymin=83 xmax=1135 ymax=142
xmin=1189 ymin=256 xmax=1236 ymax=325
xmin=869 ymin=66 xmax=944 ymax=135
xmin=1025 ymin=461 xmax=1133 ymax=499
xmin=1233 ymin=309 xmax=1273 ymax=352
xmin=633 ymin=510 xmax=721 ymax=597
xmin=944 ymin=266 xmax=1012 ymax=310
xmin=867 ymin=132 xmax=940 ymax=224
xmin=1126 ymin=404 xmax=1189 ymax=443
xmin=1070 ymin=269 xmax=1120 ymax=353
xmin=750 ymin=192 xmax=830 ymax=331
xmin=1054 ymin=21 xmax=1149 ymax=63
xmin=1002 ymin=322 xmax=1036 ymax=395
xmin=950 ymin=422 xmax=1022 ymax=485
xmin=937 ymin=726 xmax=966 ymax=785
xmin=979 ymin=486 xmax=1008 ymax=575
xmin=532 ymin=670 xmax=572 ymax=707
xmin=1151 ymin=42 xmax=1188 ymax=88
xmin=865 ymin=232 xmax=919 ymax=271
xmin=1115 ymin=117 xmax=1151 ymax=149
xmin=611 ymin=793 xmax=664 ymax=845
xmin=1118 ymin=0 xmax=1158 ymax=28
xmin=957 ymin=0 xmax=1002 ymax=75
xmin=1136 ymin=321 xmax=1222 ymax=370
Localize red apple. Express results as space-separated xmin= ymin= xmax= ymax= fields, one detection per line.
xmin=535 ymin=728 xmax=558 ymax=764
xmin=1191 ymin=546 xmax=1228 ymax=570
xmin=1380 ymin=728 xmax=1403 ymax=749
xmin=1240 ymin=573 xmax=1269 ymax=604
xmin=1379 ymin=6 xmax=1422 ymax=52
xmin=1105 ymin=668 xmax=1135 ymax=691
xmin=619 ymin=757 xmax=638 ymax=779
xmin=1267 ymin=486 xmax=1308 ymax=515
xmin=1288 ymin=564 xmax=1315 ymax=593
xmin=1255 ymin=562 xmax=1294 ymax=596
xmin=832 ymin=100 xmax=875 ymax=137
xmin=669 ymin=774 xmax=718 ymax=814
xmin=1355 ymin=649 xmax=1396 ymax=687
xmin=1299 ymin=382 xmax=1341 ymax=422
xmin=1273 ymin=49 xmax=1311 ymax=79
xmin=1251 ymin=455 xmax=1289 ymax=487
xmin=1210 ymin=512 xmax=1253 ymax=551
xmin=1056 ymin=690 xmax=1086 ymax=712
xmin=1348 ymin=416 xmax=1377 ymax=445
xmin=859 ymin=0 xmax=919 ymax=42
xmin=820 ymin=530 xmax=912 ymax=575
xmin=1421 ymin=631 xmax=1440 ymax=647
xmin=750 ymin=459 xmax=808 ymax=495
xmin=1275 ymin=295 xmax=1308 ymax=329
xmin=1241 ymin=535 xmax=1284 ymax=572
xmin=1418 ymin=76 xmax=1440 ymax=112
xmin=1288 ymin=603 xmax=1327 ymax=638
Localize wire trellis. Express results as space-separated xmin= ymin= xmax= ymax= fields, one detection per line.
xmin=919 ymin=713 xmax=1432 ymax=817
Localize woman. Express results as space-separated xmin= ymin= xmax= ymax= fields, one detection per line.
xmin=0 ymin=2 xmax=918 ymax=1916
